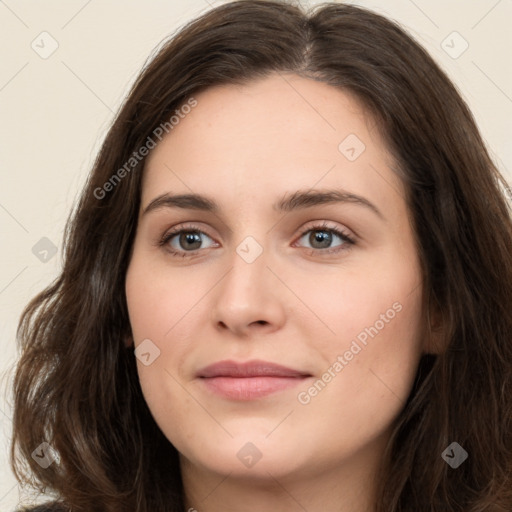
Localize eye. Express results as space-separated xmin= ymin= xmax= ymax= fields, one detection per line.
xmin=157 ymin=221 xmax=355 ymax=259
xmin=159 ymin=224 xmax=217 ymax=257
xmin=294 ymin=222 xmax=355 ymax=255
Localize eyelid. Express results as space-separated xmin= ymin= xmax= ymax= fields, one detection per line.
xmin=158 ymin=220 xmax=356 ymax=257
xmin=158 ymin=222 xmax=217 ymax=247
xmin=294 ymin=220 xmax=355 ymax=241
xmin=292 ymin=221 xmax=356 ymax=253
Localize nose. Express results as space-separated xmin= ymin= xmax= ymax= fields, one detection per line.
xmin=210 ymin=245 xmax=287 ymax=338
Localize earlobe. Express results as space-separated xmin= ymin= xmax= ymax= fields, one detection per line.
xmin=427 ymin=320 xmax=445 ymax=355
xmin=124 ymin=335 xmax=134 ymax=348
xmin=424 ymin=296 xmax=446 ymax=355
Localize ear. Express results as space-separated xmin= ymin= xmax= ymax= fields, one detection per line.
xmin=424 ymin=294 xmax=446 ymax=355
xmin=124 ymin=335 xmax=134 ymax=348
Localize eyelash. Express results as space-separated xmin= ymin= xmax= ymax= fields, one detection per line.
xmin=157 ymin=221 xmax=356 ymax=259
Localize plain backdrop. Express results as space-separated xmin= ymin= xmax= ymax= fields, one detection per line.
xmin=1 ymin=0 xmax=511 ymax=508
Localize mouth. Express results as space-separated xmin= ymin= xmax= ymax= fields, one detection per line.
xmin=196 ymin=359 xmax=312 ymax=400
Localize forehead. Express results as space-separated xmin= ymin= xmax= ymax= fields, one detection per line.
xmin=141 ymin=73 xmax=404 ymax=217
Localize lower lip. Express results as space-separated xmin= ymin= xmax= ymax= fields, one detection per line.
xmin=199 ymin=376 xmax=309 ymax=400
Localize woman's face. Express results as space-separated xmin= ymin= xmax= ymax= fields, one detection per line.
xmin=125 ymin=73 xmax=425 ymax=486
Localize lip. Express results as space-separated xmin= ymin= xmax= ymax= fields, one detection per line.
xmin=196 ymin=359 xmax=311 ymax=400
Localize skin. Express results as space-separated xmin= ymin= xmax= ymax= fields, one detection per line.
xmin=125 ymin=73 xmax=426 ymax=512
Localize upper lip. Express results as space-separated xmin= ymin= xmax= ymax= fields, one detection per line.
xmin=197 ymin=359 xmax=311 ymax=378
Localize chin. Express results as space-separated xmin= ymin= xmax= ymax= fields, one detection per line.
xmin=177 ymin=431 xmax=309 ymax=479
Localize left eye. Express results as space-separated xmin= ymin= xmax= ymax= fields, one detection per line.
xmin=296 ymin=227 xmax=353 ymax=251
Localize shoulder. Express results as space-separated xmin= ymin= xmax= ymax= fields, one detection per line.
xmin=15 ymin=502 xmax=68 ymax=512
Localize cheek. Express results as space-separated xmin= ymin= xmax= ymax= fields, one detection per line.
xmin=293 ymin=277 xmax=423 ymax=448
xmin=291 ymin=248 xmax=424 ymax=415
xmin=125 ymin=254 xmax=215 ymax=431
xmin=125 ymin=253 xmax=202 ymax=343
xmin=125 ymin=255 xmax=202 ymax=442
xmin=288 ymin=251 xmax=422 ymax=361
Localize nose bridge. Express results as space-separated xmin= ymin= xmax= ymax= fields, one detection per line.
xmin=210 ymin=234 xmax=286 ymax=334
xmin=222 ymin=235 xmax=270 ymax=301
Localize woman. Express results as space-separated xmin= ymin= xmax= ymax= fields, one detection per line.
xmin=11 ymin=1 xmax=512 ymax=511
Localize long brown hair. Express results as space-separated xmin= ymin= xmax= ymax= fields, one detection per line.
xmin=11 ymin=1 xmax=512 ymax=510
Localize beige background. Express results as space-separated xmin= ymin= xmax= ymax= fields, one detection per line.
xmin=1 ymin=0 xmax=511 ymax=508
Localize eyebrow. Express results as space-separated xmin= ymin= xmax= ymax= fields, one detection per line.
xmin=142 ymin=189 xmax=384 ymax=220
